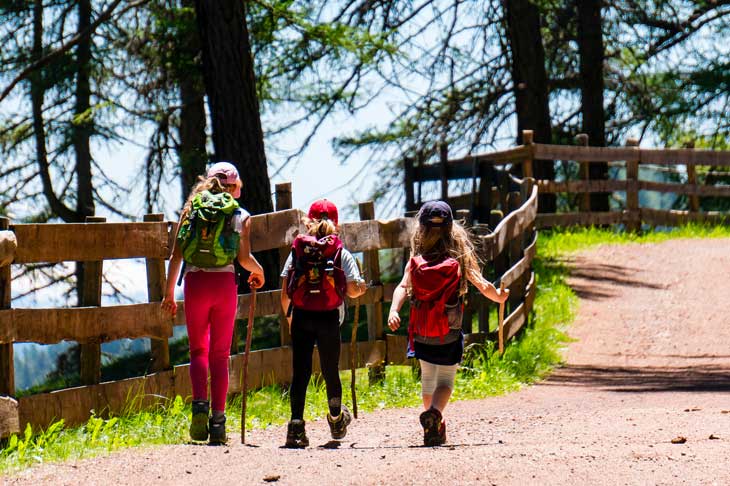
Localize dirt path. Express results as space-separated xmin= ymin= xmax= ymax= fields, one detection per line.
xmin=5 ymin=238 xmax=730 ymax=486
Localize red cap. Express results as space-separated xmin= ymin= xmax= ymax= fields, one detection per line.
xmin=308 ymin=199 xmax=338 ymax=225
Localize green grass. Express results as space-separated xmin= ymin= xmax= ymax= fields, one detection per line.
xmin=4 ymin=223 xmax=728 ymax=475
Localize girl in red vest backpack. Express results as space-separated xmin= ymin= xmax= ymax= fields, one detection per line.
xmin=280 ymin=199 xmax=367 ymax=448
xmin=388 ymin=200 xmax=509 ymax=446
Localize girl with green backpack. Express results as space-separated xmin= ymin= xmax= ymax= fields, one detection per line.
xmin=161 ymin=162 xmax=265 ymax=444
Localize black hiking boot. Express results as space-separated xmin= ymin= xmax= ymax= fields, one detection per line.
xmin=419 ymin=408 xmax=446 ymax=446
xmin=285 ymin=419 xmax=309 ymax=448
xmin=327 ymin=404 xmax=352 ymax=440
xmin=189 ymin=400 xmax=209 ymax=442
xmin=208 ymin=415 xmax=227 ymax=445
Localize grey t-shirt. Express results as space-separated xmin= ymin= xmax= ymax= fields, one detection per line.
xmin=281 ymin=247 xmax=364 ymax=323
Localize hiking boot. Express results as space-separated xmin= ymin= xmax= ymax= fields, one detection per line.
xmin=419 ymin=408 xmax=446 ymax=446
xmin=189 ymin=400 xmax=209 ymax=442
xmin=208 ymin=415 xmax=227 ymax=445
xmin=327 ymin=404 xmax=352 ymax=440
xmin=284 ymin=419 xmax=309 ymax=448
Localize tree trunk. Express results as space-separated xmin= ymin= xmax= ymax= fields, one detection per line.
xmin=193 ymin=0 xmax=278 ymax=288
xmin=577 ymin=0 xmax=609 ymax=211
xmin=504 ymin=0 xmax=556 ymax=213
xmin=73 ymin=0 xmax=95 ymax=220
xmin=193 ymin=0 xmax=272 ymax=214
xmin=32 ymin=0 xmax=79 ymax=223
xmin=178 ymin=0 xmax=208 ymax=202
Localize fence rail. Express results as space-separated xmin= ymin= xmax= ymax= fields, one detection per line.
xmin=0 ymin=179 xmax=538 ymax=438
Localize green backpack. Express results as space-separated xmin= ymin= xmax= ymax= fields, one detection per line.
xmin=177 ymin=190 xmax=241 ymax=268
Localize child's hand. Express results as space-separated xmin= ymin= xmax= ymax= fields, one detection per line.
xmin=248 ymin=272 xmax=265 ymax=289
xmin=161 ymin=295 xmax=177 ymax=317
xmin=387 ymin=310 xmax=401 ymax=331
xmin=495 ymin=287 xmax=510 ymax=304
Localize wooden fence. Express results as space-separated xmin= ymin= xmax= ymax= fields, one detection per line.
xmin=405 ymin=131 xmax=730 ymax=231
xmin=0 ymin=180 xmax=538 ymax=439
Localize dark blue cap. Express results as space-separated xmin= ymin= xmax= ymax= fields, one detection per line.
xmin=417 ymin=200 xmax=453 ymax=227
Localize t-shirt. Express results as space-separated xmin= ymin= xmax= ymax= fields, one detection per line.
xmin=280 ymin=245 xmax=364 ymax=323
xmin=185 ymin=208 xmax=250 ymax=275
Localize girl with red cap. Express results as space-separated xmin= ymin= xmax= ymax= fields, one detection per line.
xmin=162 ymin=162 xmax=264 ymax=444
xmin=280 ymin=199 xmax=367 ymax=448
xmin=387 ymin=200 xmax=509 ymax=446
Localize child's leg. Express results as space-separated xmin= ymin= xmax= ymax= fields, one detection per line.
xmin=314 ymin=310 xmax=342 ymax=417
xmin=183 ymin=272 xmax=215 ymax=403
xmin=419 ymin=360 xmax=458 ymax=412
xmin=290 ymin=311 xmax=317 ymax=420
xmin=207 ymin=272 xmax=238 ymax=414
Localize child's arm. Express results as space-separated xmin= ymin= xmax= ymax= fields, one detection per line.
xmin=387 ymin=260 xmax=412 ymax=331
xmin=161 ymin=218 xmax=183 ymax=316
xmin=280 ymin=278 xmax=291 ymax=328
xmin=237 ymin=216 xmax=265 ymax=289
xmin=466 ymin=268 xmax=509 ymax=304
xmin=344 ymin=251 xmax=367 ymax=298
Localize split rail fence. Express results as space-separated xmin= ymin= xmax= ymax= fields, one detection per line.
xmin=405 ymin=131 xmax=730 ymax=231
xmin=0 ymin=180 xmax=538 ymax=439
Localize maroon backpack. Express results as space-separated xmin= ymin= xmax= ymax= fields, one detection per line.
xmin=286 ymin=234 xmax=347 ymax=312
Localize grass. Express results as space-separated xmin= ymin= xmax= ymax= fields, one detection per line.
xmin=3 ymin=223 xmax=729 ymax=475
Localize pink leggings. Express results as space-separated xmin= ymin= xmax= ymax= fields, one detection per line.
xmin=184 ymin=271 xmax=238 ymax=412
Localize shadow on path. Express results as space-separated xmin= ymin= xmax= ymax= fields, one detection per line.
xmin=542 ymin=363 xmax=730 ymax=393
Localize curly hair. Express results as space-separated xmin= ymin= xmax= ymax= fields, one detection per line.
xmin=303 ymin=217 xmax=338 ymax=238
xmin=410 ymin=218 xmax=481 ymax=296
xmin=181 ymin=175 xmax=227 ymax=219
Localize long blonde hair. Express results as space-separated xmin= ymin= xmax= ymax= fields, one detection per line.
xmin=181 ymin=175 xmax=227 ymax=219
xmin=304 ymin=217 xmax=338 ymax=238
xmin=410 ymin=219 xmax=481 ymax=296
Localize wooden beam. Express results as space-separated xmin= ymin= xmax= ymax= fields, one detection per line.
xmin=533 ymin=143 xmax=642 ymax=162
xmin=535 ymin=211 xmax=624 ymax=229
xmin=501 ymin=232 xmax=537 ymax=289
xmin=0 ymin=303 xmax=173 ymax=345
xmin=12 ymin=221 xmax=171 ymax=263
xmin=640 ymin=148 xmax=730 ymax=166
xmin=144 ymin=214 xmax=171 ymax=372
xmin=0 ymin=218 xmax=13 ymax=396
xmin=537 ymin=179 xmax=627 ymax=194
xmin=639 ymin=180 xmax=730 ymax=198
xmin=78 ymin=216 xmax=105 ymax=386
xmin=479 ymin=184 xmax=538 ymax=260
xmin=0 ymin=230 xmax=16 ymax=267
xmin=275 ymin=182 xmax=293 ymax=346
xmin=0 ymin=396 xmax=19 ymax=439
xmin=625 ymin=138 xmax=640 ymax=232
xmin=640 ymin=208 xmax=729 ymax=226
xmin=359 ymin=201 xmax=384 ymax=341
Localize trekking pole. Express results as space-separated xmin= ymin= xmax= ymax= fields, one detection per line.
xmin=350 ymin=259 xmax=364 ymax=419
xmin=241 ymin=288 xmax=257 ymax=444
xmin=497 ymin=281 xmax=505 ymax=356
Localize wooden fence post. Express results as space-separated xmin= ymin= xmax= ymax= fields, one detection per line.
xmin=144 ymin=213 xmax=170 ymax=372
xmin=522 ymin=130 xmax=534 ymax=178
xmin=576 ymin=133 xmax=591 ymax=213
xmin=507 ymin=192 xmax=525 ymax=313
xmin=79 ymin=216 xmax=105 ymax=385
xmin=0 ymin=217 xmax=14 ymax=396
xmin=439 ymin=143 xmax=449 ymax=201
xmin=358 ymin=201 xmax=386 ymax=383
xmin=625 ymin=138 xmax=640 ymax=232
xmin=684 ymin=141 xmax=700 ymax=213
xmin=276 ymin=182 xmax=293 ymax=346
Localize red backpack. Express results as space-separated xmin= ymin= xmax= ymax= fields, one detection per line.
xmin=409 ymin=255 xmax=462 ymax=344
xmin=286 ymin=234 xmax=347 ymax=312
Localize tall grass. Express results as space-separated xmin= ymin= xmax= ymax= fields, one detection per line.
xmin=4 ymin=224 xmax=728 ymax=475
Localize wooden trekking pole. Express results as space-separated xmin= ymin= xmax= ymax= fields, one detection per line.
xmin=240 ymin=288 xmax=257 ymax=444
xmin=497 ymin=281 xmax=506 ymax=356
xmin=350 ymin=259 xmax=364 ymax=419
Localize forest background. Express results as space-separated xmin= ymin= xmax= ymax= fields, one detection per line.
xmin=0 ymin=0 xmax=728 ymax=392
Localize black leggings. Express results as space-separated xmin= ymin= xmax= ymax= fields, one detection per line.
xmin=289 ymin=308 xmax=342 ymax=420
